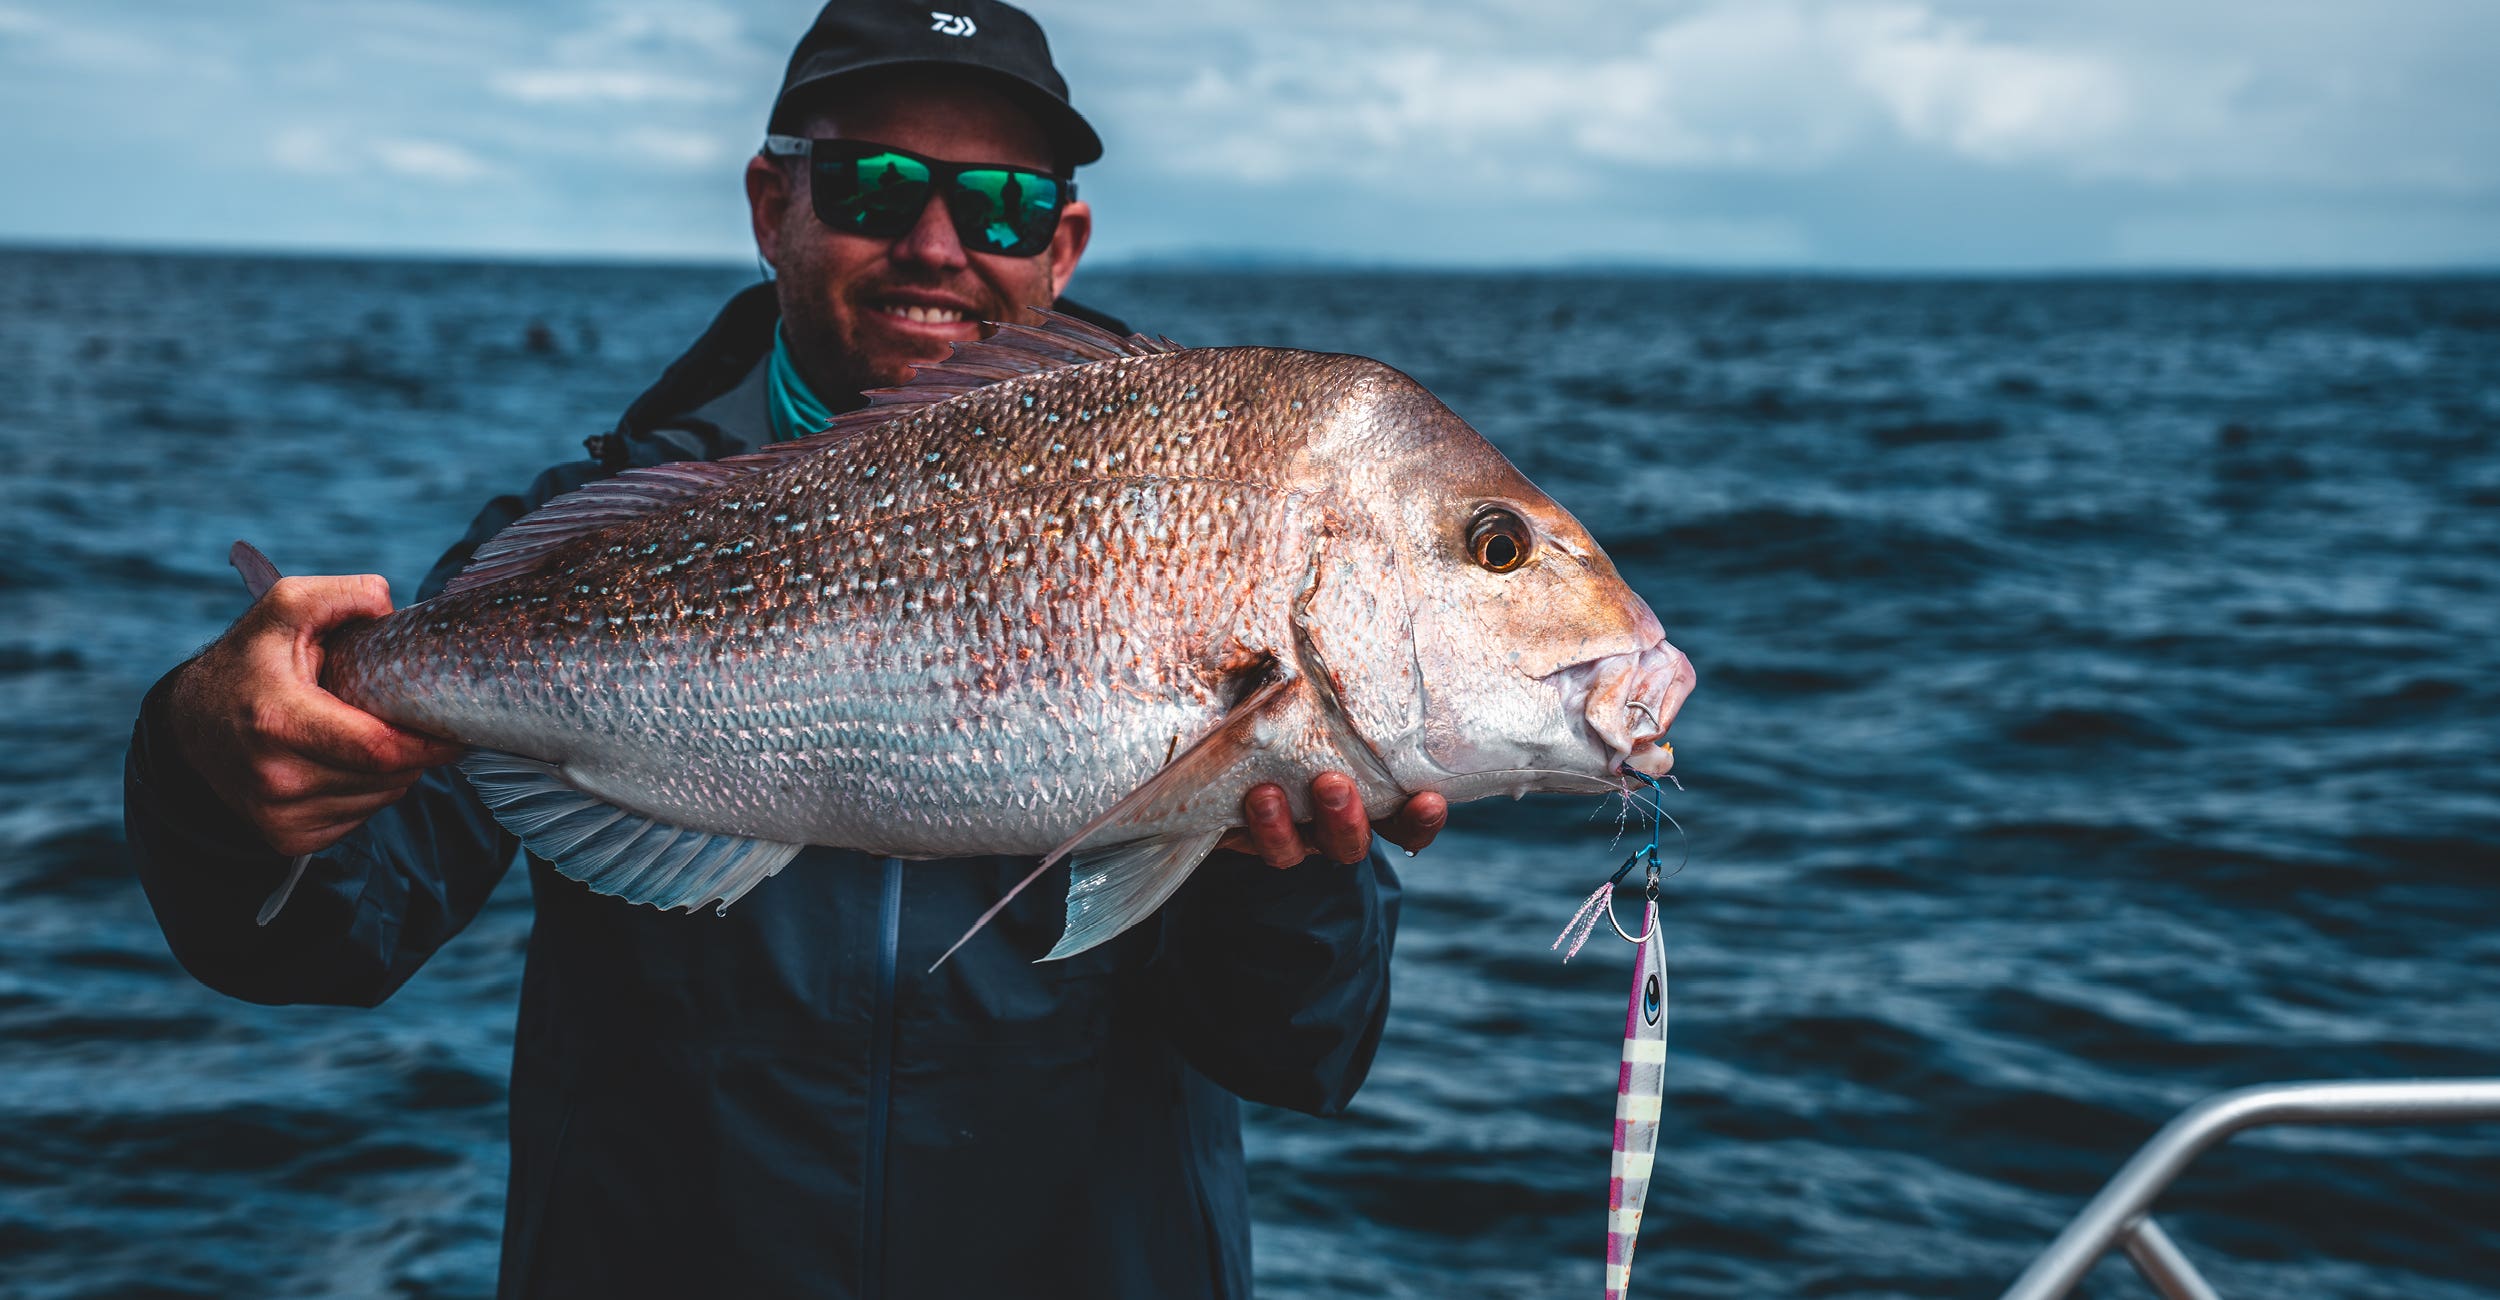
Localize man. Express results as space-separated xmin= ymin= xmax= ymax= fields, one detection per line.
xmin=122 ymin=3 xmax=1444 ymax=1296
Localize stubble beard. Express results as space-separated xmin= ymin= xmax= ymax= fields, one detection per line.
xmin=777 ymin=252 xmax=1051 ymax=402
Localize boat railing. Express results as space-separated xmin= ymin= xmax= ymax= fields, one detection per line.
xmin=1998 ymin=1077 xmax=2500 ymax=1300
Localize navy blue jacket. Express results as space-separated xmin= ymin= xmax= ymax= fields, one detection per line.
xmin=123 ymin=286 xmax=1401 ymax=1299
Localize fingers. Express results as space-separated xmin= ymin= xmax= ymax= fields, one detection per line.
xmin=1377 ymin=791 xmax=1448 ymax=856
xmin=1239 ymin=783 xmax=1312 ymax=869
xmin=1233 ymin=774 xmax=1398 ymax=869
xmin=258 ymin=573 xmax=397 ymax=638
xmin=1309 ymin=772 xmax=1372 ymax=865
xmin=256 ymin=786 xmax=422 ymax=856
xmin=235 ymin=575 xmax=464 ymax=775
xmin=169 ymin=571 xmax=462 ymax=855
xmin=242 ymin=751 xmax=428 ymax=805
xmin=264 ymin=690 xmax=465 ymax=775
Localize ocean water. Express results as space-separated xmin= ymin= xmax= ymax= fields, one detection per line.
xmin=1 ymin=249 xmax=2495 ymax=1298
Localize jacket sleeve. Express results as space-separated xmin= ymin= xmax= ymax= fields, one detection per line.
xmin=1145 ymin=847 xmax=1403 ymax=1117
xmin=122 ymin=459 xmax=600 ymax=1007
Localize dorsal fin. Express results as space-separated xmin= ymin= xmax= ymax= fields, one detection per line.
xmin=443 ymin=460 xmax=751 ymax=595
xmin=441 ymin=310 xmax=1186 ymax=598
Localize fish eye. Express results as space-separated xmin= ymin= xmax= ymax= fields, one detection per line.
xmin=1468 ymin=507 xmax=1533 ymax=574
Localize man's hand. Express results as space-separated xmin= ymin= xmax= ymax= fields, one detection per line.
xmin=1219 ymin=772 xmax=1448 ymax=869
xmin=168 ymin=575 xmax=465 ymax=857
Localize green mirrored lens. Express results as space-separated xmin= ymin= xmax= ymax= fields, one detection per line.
xmin=820 ymin=150 xmax=932 ymax=233
xmin=808 ymin=143 xmax=1061 ymax=253
xmin=955 ymin=169 xmax=1061 ymax=253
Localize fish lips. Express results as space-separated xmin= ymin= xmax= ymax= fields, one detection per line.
xmin=1560 ymin=641 xmax=1695 ymax=778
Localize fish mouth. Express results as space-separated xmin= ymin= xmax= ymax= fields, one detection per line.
xmin=1555 ymin=640 xmax=1695 ymax=778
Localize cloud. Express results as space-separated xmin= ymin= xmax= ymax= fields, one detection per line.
xmin=375 ymin=138 xmax=491 ymax=183
xmin=618 ymin=127 xmax=730 ymax=170
xmin=550 ymin=5 xmax=752 ymax=65
xmin=490 ymin=67 xmax=722 ymax=106
xmin=1110 ymin=1 xmax=2148 ymax=186
xmin=268 ymin=125 xmax=350 ymax=176
xmin=0 ymin=2 xmax=174 ymax=71
xmin=488 ymin=4 xmax=765 ymax=107
xmin=269 ymin=126 xmax=491 ymax=185
xmin=1080 ymin=0 xmax=2500 ymax=205
xmin=1842 ymin=6 xmax=2131 ymax=162
xmin=4 ymin=0 xmax=2493 ymax=267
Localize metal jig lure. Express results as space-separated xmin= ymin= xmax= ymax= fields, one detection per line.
xmin=1554 ymin=769 xmax=1676 ymax=1299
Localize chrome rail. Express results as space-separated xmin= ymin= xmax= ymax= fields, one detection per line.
xmin=1999 ymin=1078 xmax=2500 ymax=1300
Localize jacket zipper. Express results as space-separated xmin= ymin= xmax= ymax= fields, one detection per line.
xmin=862 ymin=856 xmax=902 ymax=1299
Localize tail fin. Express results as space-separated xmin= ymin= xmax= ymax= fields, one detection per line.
xmin=229 ymin=541 xmax=281 ymax=601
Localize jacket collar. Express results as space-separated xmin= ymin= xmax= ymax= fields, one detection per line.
xmin=680 ymin=360 xmax=771 ymax=458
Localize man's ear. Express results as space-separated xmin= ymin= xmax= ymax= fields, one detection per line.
xmin=746 ymin=154 xmax=795 ymax=265
xmin=1046 ymin=199 xmax=1092 ymax=299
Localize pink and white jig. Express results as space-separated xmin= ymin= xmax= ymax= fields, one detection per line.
xmin=1554 ymin=773 xmax=1675 ymax=1298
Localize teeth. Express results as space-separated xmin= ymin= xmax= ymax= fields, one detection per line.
xmin=885 ymin=305 xmax=966 ymax=325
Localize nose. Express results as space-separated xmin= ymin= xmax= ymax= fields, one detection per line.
xmin=889 ymin=193 xmax=970 ymax=271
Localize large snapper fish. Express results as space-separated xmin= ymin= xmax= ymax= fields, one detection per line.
xmin=276 ymin=312 xmax=1695 ymax=960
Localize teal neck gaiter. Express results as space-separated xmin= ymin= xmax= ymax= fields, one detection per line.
xmin=766 ymin=325 xmax=837 ymax=444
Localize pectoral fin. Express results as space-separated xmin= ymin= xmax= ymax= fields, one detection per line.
xmin=928 ymin=668 xmax=1308 ymax=970
xmin=1045 ymin=829 xmax=1230 ymax=962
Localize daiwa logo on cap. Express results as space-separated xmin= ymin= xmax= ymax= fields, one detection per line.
xmin=929 ymin=11 xmax=976 ymax=36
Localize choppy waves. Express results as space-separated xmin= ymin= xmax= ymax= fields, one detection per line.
xmin=3 ymin=254 xmax=2495 ymax=1298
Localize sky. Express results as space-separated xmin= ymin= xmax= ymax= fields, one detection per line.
xmin=0 ymin=0 xmax=2494 ymax=270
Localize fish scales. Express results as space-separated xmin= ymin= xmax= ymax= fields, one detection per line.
xmin=329 ymin=349 xmax=1368 ymax=857
xmin=273 ymin=313 xmax=1693 ymax=951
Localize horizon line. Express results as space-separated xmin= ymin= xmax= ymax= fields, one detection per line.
xmin=4 ymin=235 xmax=2496 ymax=280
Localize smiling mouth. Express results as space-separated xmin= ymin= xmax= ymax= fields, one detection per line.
xmin=879 ymin=304 xmax=968 ymax=325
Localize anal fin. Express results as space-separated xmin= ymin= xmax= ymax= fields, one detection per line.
xmin=459 ymin=751 xmax=801 ymax=913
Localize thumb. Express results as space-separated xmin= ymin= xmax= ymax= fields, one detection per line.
xmin=245 ymin=574 xmax=398 ymax=692
xmin=258 ymin=573 xmax=397 ymax=639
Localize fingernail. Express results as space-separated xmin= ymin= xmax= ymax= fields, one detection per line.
xmin=1319 ymin=785 xmax=1352 ymax=810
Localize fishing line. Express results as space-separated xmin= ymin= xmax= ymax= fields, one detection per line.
xmin=1554 ymin=768 xmax=1686 ymax=960
xmin=1626 ymin=767 xmax=1688 ymax=881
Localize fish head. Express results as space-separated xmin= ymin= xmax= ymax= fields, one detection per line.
xmin=1346 ymin=383 xmax=1695 ymax=801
